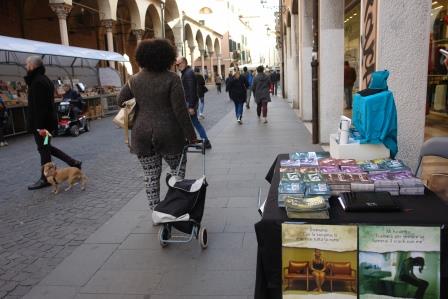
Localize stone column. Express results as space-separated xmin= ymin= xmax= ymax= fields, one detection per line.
xmin=102 ymin=19 xmax=115 ymax=68
xmin=318 ymin=0 xmax=344 ymax=143
xmin=199 ymin=49 xmax=206 ymax=74
xmin=299 ymin=0 xmax=313 ymax=121
xmin=376 ymin=0 xmax=431 ymax=170
xmin=209 ymin=51 xmax=214 ymax=83
xmin=50 ymin=3 xmax=72 ymax=46
xmin=216 ymin=53 xmax=222 ymax=78
xmin=132 ymin=29 xmax=145 ymax=44
xmin=176 ymin=42 xmax=184 ymax=57
xmin=189 ymin=45 xmax=195 ymax=67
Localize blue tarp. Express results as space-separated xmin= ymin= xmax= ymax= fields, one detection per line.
xmin=352 ymin=71 xmax=398 ymax=158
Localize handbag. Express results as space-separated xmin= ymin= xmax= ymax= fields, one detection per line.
xmin=113 ymin=79 xmax=136 ymax=147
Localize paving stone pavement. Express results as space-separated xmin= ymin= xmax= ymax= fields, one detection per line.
xmin=21 ymin=89 xmax=322 ymax=299
xmin=0 ymin=86 xmax=233 ymax=299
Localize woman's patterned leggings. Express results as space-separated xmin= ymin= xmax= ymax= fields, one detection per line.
xmin=138 ymin=151 xmax=186 ymax=209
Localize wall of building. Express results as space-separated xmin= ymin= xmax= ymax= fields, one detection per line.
xmin=318 ymin=0 xmax=344 ymax=143
xmin=298 ymin=0 xmax=313 ymax=121
xmin=376 ymin=0 xmax=431 ymax=170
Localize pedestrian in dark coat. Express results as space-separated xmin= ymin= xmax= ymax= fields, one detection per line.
xmin=252 ymin=65 xmax=272 ymax=123
xmin=227 ymin=70 xmax=247 ymax=124
xmin=118 ymin=39 xmax=197 ymax=208
xmin=344 ymin=61 xmax=357 ymax=109
xmin=176 ymin=57 xmax=211 ymax=149
xmin=194 ymin=68 xmax=207 ymax=119
xmin=25 ymin=56 xmax=81 ymax=190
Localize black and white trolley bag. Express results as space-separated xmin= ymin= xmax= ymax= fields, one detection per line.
xmin=152 ymin=174 xmax=207 ymax=232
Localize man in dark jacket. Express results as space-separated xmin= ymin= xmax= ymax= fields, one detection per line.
xmin=176 ymin=57 xmax=211 ymax=149
xmin=194 ymin=68 xmax=207 ymax=119
xmin=270 ymin=70 xmax=279 ymax=95
xmin=62 ymin=84 xmax=84 ymax=119
xmin=344 ymin=61 xmax=357 ymax=109
xmin=25 ymin=56 xmax=81 ymax=190
xmin=241 ymin=67 xmax=252 ymax=109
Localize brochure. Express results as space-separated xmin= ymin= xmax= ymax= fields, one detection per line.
xmin=282 ymin=224 xmax=358 ymax=298
xmin=359 ymin=226 xmax=441 ymax=299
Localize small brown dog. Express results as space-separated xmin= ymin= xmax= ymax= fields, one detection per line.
xmin=43 ymin=162 xmax=87 ymax=194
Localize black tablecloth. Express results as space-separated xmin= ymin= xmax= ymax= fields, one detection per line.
xmin=255 ymin=154 xmax=448 ymax=299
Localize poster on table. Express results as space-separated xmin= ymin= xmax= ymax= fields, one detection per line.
xmin=282 ymin=224 xmax=357 ymax=298
xmin=359 ymin=226 xmax=441 ymax=299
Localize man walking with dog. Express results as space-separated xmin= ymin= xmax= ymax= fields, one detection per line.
xmin=25 ymin=56 xmax=81 ymax=190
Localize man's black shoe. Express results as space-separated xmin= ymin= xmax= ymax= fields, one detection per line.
xmin=28 ymin=179 xmax=51 ymax=190
xmin=72 ymin=161 xmax=82 ymax=169
xmin=204 ymin=140 xmax=212 ymax=149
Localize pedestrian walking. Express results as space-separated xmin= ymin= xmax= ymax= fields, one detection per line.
xmin=344 ymin=61 xmax=357 ymax=109
xmin=194 ymin=67 xmax=207 ymax=119
xmin=252 ymin=65 xmax=272 ymax=123
xmin=176 ymin=57 xmax=212 ymax=149
xmin=118 ymin=39 xmax=197 ymax=209
xmin=215 ymin=74 xmax=222 ymax=93
xmin=0 ymin=97 xmax=8 ymax=147
xmin=242 ymin=67 xmax=253 ymax=109
xmin=25 ymin=56 xmax=81 ymax=190
xmin=225 ymin=71 xmax=233 ymax=100
xmin=227 ymin=70 xmax=247 ymax=124
xmin=270 ymin=70 xmax=280 ymax=95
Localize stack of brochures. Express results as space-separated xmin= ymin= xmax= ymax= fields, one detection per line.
xmin=284 ymin=196 xmax=330 ymax=219
xmin=398 ymin=178 xmax=425 ymax=195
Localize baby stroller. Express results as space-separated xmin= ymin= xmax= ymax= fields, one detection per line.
xmin=152 ymin=142 xmax=208 ymax=249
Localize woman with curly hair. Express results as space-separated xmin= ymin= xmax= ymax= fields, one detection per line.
xmin=118 ymin=38 xmax=197 ymax=209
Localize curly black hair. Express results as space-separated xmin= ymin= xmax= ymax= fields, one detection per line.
xmin=256 ymin=65 xmax=265 ymax=73
xmin=135 ymin=38 xmax=177 ymax=72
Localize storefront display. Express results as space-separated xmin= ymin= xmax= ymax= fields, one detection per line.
xmin=428 ymin=1 xmax=448 ymax=116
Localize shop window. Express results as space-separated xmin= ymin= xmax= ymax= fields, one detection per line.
xmin=427 ymin=1 xmax=448 ymax=115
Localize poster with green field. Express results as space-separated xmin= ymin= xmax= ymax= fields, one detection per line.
xmin=359 ymin=226 xmax=441 ymax=299
xmin=282 ymin=223 xmax=357 ymax=299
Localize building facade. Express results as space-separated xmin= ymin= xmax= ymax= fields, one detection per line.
xmin=0 ymin=0 xmax=223 ymax=80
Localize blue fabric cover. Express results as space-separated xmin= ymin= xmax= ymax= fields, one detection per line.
xmin=352 ymin=71 xmax=398 ymax=158
xmin=368 ymin=70 xmax=389 ymax=90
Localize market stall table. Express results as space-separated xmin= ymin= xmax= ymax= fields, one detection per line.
xmin=0 ymin=35 xmax=128 ymax=136
xmin=254 ymin=154 xmax=448 ymax=299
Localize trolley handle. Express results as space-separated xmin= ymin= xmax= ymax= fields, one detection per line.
xmin=185 ymin=140 xmax=206 ymax=155
xmin=175 ymin=140 xmax=206 ymax=177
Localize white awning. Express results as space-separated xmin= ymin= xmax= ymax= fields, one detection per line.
xmin=0 ymin=35 xmax=128 ymax=64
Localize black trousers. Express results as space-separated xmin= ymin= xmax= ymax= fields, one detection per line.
xmin=0 ymin=122 xmax=5 ymax=142
xmin=34 ymin=133 xmax=76 ymax=177
xmin=400 ymin=275 xmax=429 ymax=299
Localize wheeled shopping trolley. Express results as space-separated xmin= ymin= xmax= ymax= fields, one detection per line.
xmin=152 ymin=142 xmax=208 ymax=249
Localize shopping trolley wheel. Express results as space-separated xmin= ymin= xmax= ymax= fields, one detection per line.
xmin=199 ymin=226 xmax=208 ymax=249
xmin=158 ymin=225 xmax=170 ymax=248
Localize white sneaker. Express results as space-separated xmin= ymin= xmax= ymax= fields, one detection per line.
xmin=0 ymin=142 xmax=4 ymax=147
xmin=199 ymin=114 xmax=205 ymax=119
xmin=3 ymin=141 xmax=8 ymax=146
xmin=263 ymin=117 xmax=268 ymax=123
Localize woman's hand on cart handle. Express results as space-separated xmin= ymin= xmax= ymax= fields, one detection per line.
xmin=188 ymin=137 xmax=199 ymax=144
